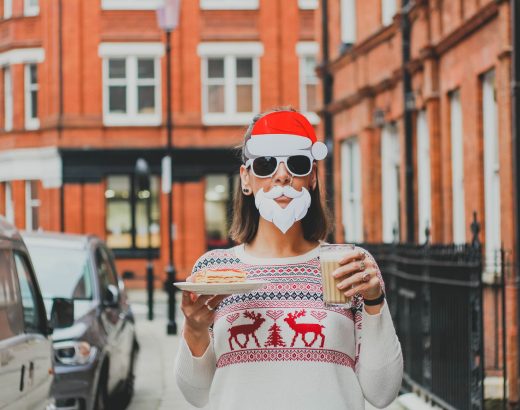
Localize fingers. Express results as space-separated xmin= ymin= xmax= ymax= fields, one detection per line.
xmin=333 ymin=256 xmax=376 ymax=280
xmin=338 ymin=249 xmax=366 ymax=265
xmin=337 ymin=267 xmax=378 ymax=292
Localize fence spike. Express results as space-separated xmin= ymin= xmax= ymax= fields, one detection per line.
xmin=471 ymin=211 xmax=481 ymax=249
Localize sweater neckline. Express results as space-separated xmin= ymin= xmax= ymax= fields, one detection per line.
xmin=234 ymin=243 xmax=321 ymax=265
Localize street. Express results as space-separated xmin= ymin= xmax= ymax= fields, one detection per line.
xmin=125 ymin=290 xmax=402 ymax=410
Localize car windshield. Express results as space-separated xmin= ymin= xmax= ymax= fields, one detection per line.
xmin=26 ymin=244 xmax=94 ymax=300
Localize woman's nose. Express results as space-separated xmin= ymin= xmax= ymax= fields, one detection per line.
xmin=273 ymin=162 xmax=292 ymax=185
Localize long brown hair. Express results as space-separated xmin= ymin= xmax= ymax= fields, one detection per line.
xmin=229 ymin=108 xmax=332 ymax=244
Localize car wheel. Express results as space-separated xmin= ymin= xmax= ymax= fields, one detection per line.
xmin=111 ymin=340 xmax=138 ymax=410
xmin=94 ymin=365 xmax=109 ymax=410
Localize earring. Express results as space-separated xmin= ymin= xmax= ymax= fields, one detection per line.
xmin=242 ymin=187 xmax=251 ymax=195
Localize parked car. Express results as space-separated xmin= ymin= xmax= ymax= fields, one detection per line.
xmin=23 ymin=231 xmax=139 ymax=410
xmin=0 ymin=217 xmax=73 ymax=410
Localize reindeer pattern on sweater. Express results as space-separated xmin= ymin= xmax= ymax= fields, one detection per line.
xmin=193 ymin=246 xmax=363 ymax=370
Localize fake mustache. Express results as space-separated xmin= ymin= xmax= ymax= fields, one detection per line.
xmin=261 ymin=185 xmax=304 ymax=199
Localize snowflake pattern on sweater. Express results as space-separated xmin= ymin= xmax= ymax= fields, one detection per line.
xmin=191 ymin=245 xmax=365 ymax=370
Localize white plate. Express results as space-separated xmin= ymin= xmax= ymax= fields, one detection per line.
xmin=174 ymin=280 xmax=269 ymax=295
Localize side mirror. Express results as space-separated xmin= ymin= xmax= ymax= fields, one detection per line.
xmin=50 ymin=298 xmax=75 ymax=330
xmin=103 ymin=284 xmax=119 ymax=308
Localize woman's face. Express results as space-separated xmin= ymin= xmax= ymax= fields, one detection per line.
xmin=240 ymin=160 xmax=317 ymax=209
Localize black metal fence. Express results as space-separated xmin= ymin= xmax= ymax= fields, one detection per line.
xmin=360 ymin=215 xmax=507 ymax=409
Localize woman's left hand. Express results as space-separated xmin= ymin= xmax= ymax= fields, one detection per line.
xmin=332 ymin=249 xmax=383 ymax=301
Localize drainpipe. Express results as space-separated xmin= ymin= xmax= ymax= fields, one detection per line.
xmin=401 ymin=0 xmax=415 ymax=243
xmin=512 ymin=0 xmax=520 ymax=406
xmin=321 ymin=0 xmax=335 ymax=238
xmin=58 ymin=0 xmax=65 ymax=232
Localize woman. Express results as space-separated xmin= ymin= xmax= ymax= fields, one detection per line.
xmin=175 ymin=109 xmax=403 ymax=409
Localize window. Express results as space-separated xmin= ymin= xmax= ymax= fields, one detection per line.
xmin=0 ymin=250 xmax=23 ymax=341
xmin=105 ymin=174 xmax=161 ymax=251
xmin=296 ymin=42 xmax=319 ymax=124
xmin=381 ymin=123 xmax=400 ymax=243
xmin=5 ymin=182 xmax=14 ymax=223
xmin=4 ymin=66 xmax=12 ymax=131
xmin=200 ymin=0 xmax=259 ymax=10
xmin=198 ymin=42 xmax=263 ymax=125
xmin=102 ymin=0 xmax=162 ymax=10
xmin=341 ymin=138 xmax=363 ymax=242
xmin=298 ymin=0 xmax=318 ymax=9
xmin=99 ymin=43 xmax=163 ymax=126
xmin=340 ymin=0 xmax=356 ymax=45
xmin=13 ymin=252 xmax=42 ymax=333
xmin=95 ymin=247 xmax=118 ymax=291
xmin=417 ymin=110 xmax=432 ymax=243
xmin=25 ymin=180 xmax=40 ymax=231
xmin=4 ymin=0 xmax=12 ymax=19
xmin=482 ymin=70 xmax=501 ymax=272
xmin=450 ymin=90 xmax=465 ymax=244
xmin=381 ymin=0 xmax=397 ymax=26
xmin=25 ymin=64 xmax=39 ymax=130
xmin=205 ymin=175 xmax=232 ymax=249
xmin=24 ymin=0 xmax=39 ymax=16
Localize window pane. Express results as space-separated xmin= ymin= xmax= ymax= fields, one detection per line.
xmin=14 ymin=253 xmax=41 ymax=333
xmin=236 ymin=58 xmax=253 ymax=78
xmin=31 ymin=90 xmax=38 ymax=119
xmin=106 ymin=176 xmax=132 ymax=249
xmin=205 ymin=175 xmax=230 ymax=249
xmin=109 ymin=59 xmax=126 ymax=79
xmin=208 ymin=85 xmax=225 ymax=113
xmin=136 ymin=176 xmax=160 ymax=249
xmin=236 ymin=84 xmax=253 ymax=112
xmin=109 ymin=86 xmax=126 ymax=113
xmin=304 ymin=57 xmax=316 ymax=80
xmin=0 ymin=250 xmax=23 ymax=341
xmin=208 ymin=58 xmax=224 ymax=79
xmin=138 ymin=59 xmax=155 ymax=79
xmin=305 ymin=84 xmax=317 ymax=112
xmin=138 ymin=85 xmax=155 ymax=114
xmin=30 ymin=64 xmax=37 ymax=84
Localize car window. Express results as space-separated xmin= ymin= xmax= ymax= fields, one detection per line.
xmin=95 ymin=247 xmax=118 ymax=290
xmin=0 ymin=249 xmax=24 ymax=340
xmin=13 ymin=252 xmax=42 ymax=334
xmin=26 ymin=244 xmax=93 ymax=300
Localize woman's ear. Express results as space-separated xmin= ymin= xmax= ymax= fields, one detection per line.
xmin=240 ymin=165 xmax=251 ymax=192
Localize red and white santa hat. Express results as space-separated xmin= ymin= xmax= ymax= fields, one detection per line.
xmin=245 ymin=111 xmax=328 ymax=160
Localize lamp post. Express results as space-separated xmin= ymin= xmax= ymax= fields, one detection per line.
xmin=157 ymin=0 xmax=181 ymax=335
xmin=135 ymin=158 xmax=154 ymax=321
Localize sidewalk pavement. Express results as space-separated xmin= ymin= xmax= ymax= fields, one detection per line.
xmin=125 ymin=289 xmax=403 ymax=410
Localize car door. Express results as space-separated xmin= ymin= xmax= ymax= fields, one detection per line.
xmin=95 ymin=246 xmax=124 ymax=392
xmin=0 ymin=246 xmax=26 ymax=409
xmin=12 ymin=250 xmax=53 ymax=410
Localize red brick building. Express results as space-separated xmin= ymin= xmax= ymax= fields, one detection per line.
xmin=0 ymin=0 xmax=320 ymax=286
xmin=317 ymin=0 xmax=517 ymax=404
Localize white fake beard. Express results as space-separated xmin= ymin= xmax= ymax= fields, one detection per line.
xmin=254 ymin=185 xmax=312 ymax=234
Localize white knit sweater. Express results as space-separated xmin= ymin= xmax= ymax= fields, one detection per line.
xmin=175 ymin=245 xmax=403 ymax=410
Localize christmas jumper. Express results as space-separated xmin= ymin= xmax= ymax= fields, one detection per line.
xmin=175 ymin=244 xmax=403 ymax=410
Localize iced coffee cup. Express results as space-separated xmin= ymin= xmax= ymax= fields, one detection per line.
xmin=319 ymin=243 xmax=356 ymax=307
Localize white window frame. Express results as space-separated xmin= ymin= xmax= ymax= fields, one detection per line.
xmin=482 ymin=70 xmax=501 ymax=274
xmin=4 ymin=66 xmax=12 ymax=132
xmin=298 ymin=0 xmax=318 ymax=10
xmin=4 ymin=0 xmax=12 ymax=19
xmin=341 ymin=138 xmax=363 ymax=242
xmin=5 ymin=182 xmax=14 ymax=223
xmin=200 ymin=0 xmax=258 ymax=10
xmin=340 ymin=0 xmax=356 ymax=45
xmin=296 ymin=42 xmax=320 ymax=125
xmin=381 ymin=0 xmax=397 ymax=26
xmin=102 ymin=0 xmax=162 ymax=10
xmin=24 ymin=64 xmax=39 ymax=130
xmin=99 ymin=43 xmax=164 ymax=127
xmin=417 ymin=110 xmax=432 ymax=243
xmin=450 ymin=89 xmax=466 ymax=244
xmin=24 ymin=0 xmax=39 ymax=17
xmin=198 ymin=42 xmax=263 ymax=126
xmin=381 ymin=123 xmax=400 ymax=243
xmin=25 ymin=180 xmax=40 ymax=231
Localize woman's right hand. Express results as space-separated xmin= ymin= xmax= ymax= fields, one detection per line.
xmin=180 ymin=291 xmax=228 ymax=356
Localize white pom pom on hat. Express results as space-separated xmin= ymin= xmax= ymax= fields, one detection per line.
xmin=245 ymin=111 xmax=328 ymax=160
